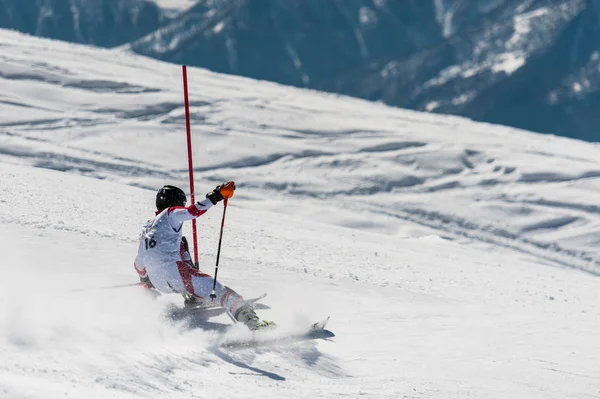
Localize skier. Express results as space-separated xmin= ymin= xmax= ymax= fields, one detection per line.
xmin=134 ymin=182 xmax=271 ymax=330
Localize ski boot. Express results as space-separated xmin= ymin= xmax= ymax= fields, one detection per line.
xmin=234 ymin=305 xmax=276 ymax=331
xmin=183 ymin=294 xmax=200 ymax=307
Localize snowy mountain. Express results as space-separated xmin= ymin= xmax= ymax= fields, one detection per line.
xmin=3 ymin=0 xmax=600 ymax=141
xmin=0 ymin=0 xmax=165 ymax=47
xmin=1 ymin=30 xmax=599 ymax=398
xmin=126 ymin=0 xmax=600 ymax=141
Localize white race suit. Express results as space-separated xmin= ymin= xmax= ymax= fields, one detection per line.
xmin=134 ymin=197 xmax=247 ymax=315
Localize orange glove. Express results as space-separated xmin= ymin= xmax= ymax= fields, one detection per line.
xmin=206 ymin=181 xmax=236 ymax=205
xmin=220 ymin=181 xmax=236 ymax=199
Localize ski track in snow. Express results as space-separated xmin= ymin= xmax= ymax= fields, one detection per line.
xmin=0 ymin=30 xmax=599 ymax=398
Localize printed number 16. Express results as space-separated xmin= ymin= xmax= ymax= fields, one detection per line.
xmin=145 ymin=237 xmax=157 ymax=250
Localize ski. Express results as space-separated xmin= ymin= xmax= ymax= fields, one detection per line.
xmin=219 ymin=317 xmax=334 ymax=349
xmin=183 ymin=293 xmax=270 ymax=312
xmin=167 ymin=293 xmax=270 ymax=320
xmin=310 ymin=316 xmax=330 ymax=332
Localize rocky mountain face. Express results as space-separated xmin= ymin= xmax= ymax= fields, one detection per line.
xmin=127 ymin=0 xmax=600 ymax=141
xmin=129 ymin=0 xmax=446 ymax=88
xmin=0 ymin=0 xmax=163 ymax=47
xmin=337 ymin=0 xmax=599 ymax=141
xmin=3 ymin=0 xmax=600 ymax=141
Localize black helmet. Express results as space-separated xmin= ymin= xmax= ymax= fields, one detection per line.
xmin=156 ymin=185 xmax=187 ymax=211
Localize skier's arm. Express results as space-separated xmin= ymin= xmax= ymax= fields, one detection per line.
xmin=133 ymin=262 xmax=147 ymax=278
xmin=167 ymin=197 xmax=214 ymax=224
xmin=166 ymin=181 xmax=236 ymax=225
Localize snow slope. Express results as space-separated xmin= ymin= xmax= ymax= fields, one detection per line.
xmin=0 ymin=30 xmax=599 ymax=398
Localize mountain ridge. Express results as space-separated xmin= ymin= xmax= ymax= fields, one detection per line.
xmin=4 ymin=0 xmax=600 ymax=140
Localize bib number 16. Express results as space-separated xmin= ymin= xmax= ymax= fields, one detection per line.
xmin=145 ymin=237 xmax=157 ymax=250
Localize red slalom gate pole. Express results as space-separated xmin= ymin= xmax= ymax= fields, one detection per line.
xmin=182 ymin=65 xmax=200 ymax=267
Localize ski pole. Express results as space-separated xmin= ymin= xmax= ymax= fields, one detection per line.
xmin=70 ymin=282 xmax=142 ymax=293
xmin=210 ymin=197 xmax=229 ymax=300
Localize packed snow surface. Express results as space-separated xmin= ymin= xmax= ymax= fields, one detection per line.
xmin=0 ymin=30 xmax=599 ymax=398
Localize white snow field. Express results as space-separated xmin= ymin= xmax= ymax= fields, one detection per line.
xmin=150 ymin=0 xmax=197 ymax=13
xmin=0 ymin=29 xmax=599 ymax=398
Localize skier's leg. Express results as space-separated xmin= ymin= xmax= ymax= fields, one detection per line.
xmin=176 ymin=261 xmax=269 ymax=329
xmin=179 ymin=237 xmax=200 ymax=305
xmin=180 ymin=236 xmax=198 ymax=270
xmin=176 ymin=261 xmax=246 ymax=314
